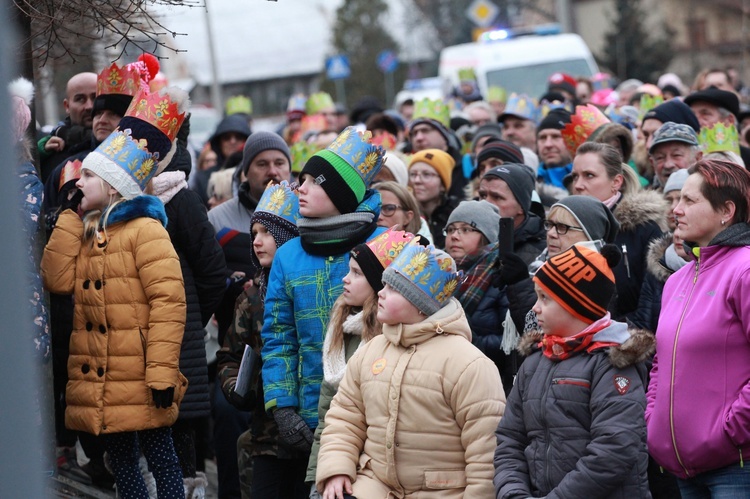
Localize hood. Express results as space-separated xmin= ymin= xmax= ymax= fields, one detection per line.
xmin=105 ymin=195 xmax=168 ymax=228
xmin=354 ymin=188 xmax=382 ymax=218
xmin=646 ymin=233 xmax=674 ymax=283
xmin=707 ymin=221 xmax=750 ymax=247
xmin=514 ymin=212 xmax=546 ymax=245
xmin=613 ymin=189 xmax=669 ymax=233
xmin=208 ymin=115 xmax=251 ymax=156
xmin=535 ymin=181 xmax=569 ymax=209
xmin=518 ymin=322 xmax=655 ymax=368
xmin=382 ymin=298 xmax=471 ymax=348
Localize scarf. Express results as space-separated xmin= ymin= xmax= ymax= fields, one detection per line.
xmin=602 ymin=191 xmax=622 ymax=210
xmin=539 ymin=314 xmax=619 ymax=361
xmin=151 ymin=171 xmax=187 ymax=204
xmin=454 ymin=243 xmax=497 ymax=316
xmin=297 ymin=212 xmax=377 ymax=256
xmin=322 ymin=311 xmax=364 ymax=387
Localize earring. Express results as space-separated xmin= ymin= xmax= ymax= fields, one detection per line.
xmin=721 ymin=220 xmax=726 ymax=226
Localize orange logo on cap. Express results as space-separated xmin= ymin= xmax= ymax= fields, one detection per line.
xmin=372 ymin=358 xmax=387 ymax=375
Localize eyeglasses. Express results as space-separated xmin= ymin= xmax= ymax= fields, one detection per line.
xmin=409 ymin=171 xmax=440 ymax=181
xmin=543 ymin=220 xmax=585 ymax=235
xmin=443 ymin=225 xmax=481 ymax=236
xmin=381 ymin=204 xmax=403 ymax=216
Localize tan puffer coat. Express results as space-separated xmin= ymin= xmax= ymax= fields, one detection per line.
xmin=316 ymin=298 xmax=505 ymax=498
xmin=41 ymin=199 xmax=187 ymax=435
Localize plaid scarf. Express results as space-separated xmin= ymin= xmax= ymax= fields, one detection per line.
xmin=540 ymin=315 xmax=619 ymax=361
xmin=454 ymin=243 xmax=498 ymax=317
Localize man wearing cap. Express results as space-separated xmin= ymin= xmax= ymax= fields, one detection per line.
xmin=640 ymin=99 xmax=700 ymax=150
xmin=648 ymin=122 xmax=702 ymax=190
xmin=547 ymin=72 xmax=578 ymax=105
xmin=536 ymin=109 xmax=573 ymax=189
xmin=500 ymin=95 xmax=538 ymax=152
xmin=474 ymin=138 xmax=524 ymax=180
xmin=684 ymin=86 xmax=750 ymax=165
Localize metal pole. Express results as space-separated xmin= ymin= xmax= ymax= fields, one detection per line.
xmin=335 ymin=79 xmax=347 ymax=108
xmin=385 ymin=71 xmax=394 ymax=109
xmin=555 ymin=0 xmax=573 ymax=33
xmin=204 ymin=0 xmax=223 ymax=112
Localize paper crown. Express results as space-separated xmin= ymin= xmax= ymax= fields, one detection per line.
xmin=638 ymin=94 xmax=664 ymax=120
xmin=590 ymin=88 xmax=617 ymax=107
xmin=306 ymin=92 xmax=334 ymax=115
xmin=502 ymin=93 xmax=538 ymax=122
xmin=700 ymin=122 xmax=740 ymax=155
xmin=591 ymin=72 xmax=614 ymax=91
xmin=287 ymin=94 xmax=307 ymax=113
xmin=538 ymin=99 xmax=573 ymax=121
xmin=386 ymin=240 xmax=462 ymax=310
xmin=487 ymin=86 xmax=507 ymax=103
xmin=412 ymin=98 xmax=450 ymax=129
xmin=290 ymin=141 xmax=324 ymax=173
xmin=254 ymin=180 xmax=300 ymax=227
xmin=149 ymin=72 xmax=168 ymax=93
xmin=226 ymin=95 xmax=252 ymax=116
xmin=365 ymin=227 xmax=417 ymax=270
xmin=59 ymin=159 xmax=82 ymax=192
xmin=300 ymin=114 xmax=329 ymax=135
xmin=127 ymin=87 xmax=187 ymax=142
xmin=458 ymin=67 xmax=477 ymax=82
xmin=324 ymin=126 xmax=385 ymax=187
xmin=561 ymin=104 xmax=612 ymax=156
xmin=371 ymin=131 xmax=397 ymax=150
xmin=97 ymin=63 xmax=147 ymax=97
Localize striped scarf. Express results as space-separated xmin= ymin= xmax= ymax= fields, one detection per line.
xmin=454 ymin=243 xmax=498 ymax=316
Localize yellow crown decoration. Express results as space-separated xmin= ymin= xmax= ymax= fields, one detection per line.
xmin=699 ymin=122 xmax=740 ymax=155
xmin=638 ymin=94 xmax=664 ymax=120
xmin=127 ymin=89 xmax=187 ymax=142
xmin=97 ymin=63 xmax=145 ymax=97
xmin=226 ymin=95 xmax=253 ymax=116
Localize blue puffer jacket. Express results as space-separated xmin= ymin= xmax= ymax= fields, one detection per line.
xmin=261 ymin=191 xmax=384 ymax=427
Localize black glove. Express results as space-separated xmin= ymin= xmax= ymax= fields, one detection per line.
xmin=60 ymin=189 xmax=83 ymax=213
xmin=151 ymin=387 xmax=175 ymax=409
xmin=273 ymin=407 xmax=313 ymax=452
xmin=492 ymin=252 xmax=529 ymax=288
xmin=228 ymin=386 xmax=254 ymax=411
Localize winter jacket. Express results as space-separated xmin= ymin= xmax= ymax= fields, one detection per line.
xmin=494 ymin=321 xmax=654 ymax=499
xmin=611 ymin=190 xmax=668 ymax=321
xmin=208 ymin=195 xmax=254 ymax=234
xmin=261 ymin=193 xmax=384 ymax=427
xmin=629 ymin=233 xmax=687 ymax=333
xmin=38 ymin=117 xmax=94 ymax=183
xmin=161 ymin=178 xmax=227 ymax=419
xmin=41 ymin=197 xmax=188 ymax=435
xmin=426 ymin=194 xmax=461 ymax=249
xmin=316 ymin=299 xmax=505 ymax=498
xmin=512 ymin=213 xmax=547 ymax=265
xmin=646 ymin=223 xmax=750 ymax=479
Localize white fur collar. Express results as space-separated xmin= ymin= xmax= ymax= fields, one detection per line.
xmin=323 ymin=311 xmax=364 ymax=387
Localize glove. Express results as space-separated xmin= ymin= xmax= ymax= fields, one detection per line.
xmin=492 ymin=252 xmax=529 ymax=288
xmin=151 ymin=387 xmax=175 ymax=409
xmin=60 ymin=189 xmax=83 ymax=213
xmin=228 ymin=387 xmax=254 ymax=411
xmin=273 ymin=407 xmax=314 ymax=453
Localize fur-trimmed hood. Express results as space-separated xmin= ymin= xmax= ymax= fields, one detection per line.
xmin=646 ymin=233 xmax=674 ymax=283
xmin=518 ymin=325 xmax=654 ymax=369
xmin=613 ymin=190 xmax=668 ymax=233
xmin=105 ymin=195 xmax=168 ymax=227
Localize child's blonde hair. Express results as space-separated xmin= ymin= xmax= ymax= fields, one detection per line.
xmin=327 ymin=292 xmax=381 ymax=356
xmin=82 ymin=174 xmax=124 ymax=244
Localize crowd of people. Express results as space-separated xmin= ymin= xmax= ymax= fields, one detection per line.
xmin=10 ymin=52 xmax=750 ymax=499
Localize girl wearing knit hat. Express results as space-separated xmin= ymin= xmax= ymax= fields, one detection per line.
xmin=495 ymin=244 xmax=653 ymax=499
xmin=216 ymin=181 xmax=307 ymax=497
xmin=408 ymin=148 xmax=462 ymax=248
xmin=260 ymin=127 xmax=386 ymax=476
xmin=316 ymin=241 xmax=505 ymax=498
xmin=305 ymin=228 xmax=417 ymax=497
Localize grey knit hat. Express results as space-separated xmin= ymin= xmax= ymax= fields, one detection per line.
xmin=445 ymin=200 xmax=500 ymax=244
xmin=551 ymin=195 xmax=619 ymax=243
xmin=663 ymin=168 xmax=690 ymax=194
xmin=240 ymin=131 xmax=291 ymax=174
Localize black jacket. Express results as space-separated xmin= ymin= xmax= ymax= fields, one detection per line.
xmin=40 ymin=117 xmax=94 ymax=184
xmin=426 ymin=195 xmax=462 ymax=249
xmin=165 ymin=187 xmax=228 ymax=418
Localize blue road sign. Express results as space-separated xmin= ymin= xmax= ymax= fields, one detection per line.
xmin=377 ymin=50 xmax=399 ymax=73
xmin=326 ymin=55 xmax=351 ymax=80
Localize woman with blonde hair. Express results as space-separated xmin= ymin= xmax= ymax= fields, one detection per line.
xmin=374 ymin=181 xmax=432 ymax=243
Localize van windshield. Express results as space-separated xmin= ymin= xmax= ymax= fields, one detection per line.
xmin=486 ymin=59 xmax=594 ymax=99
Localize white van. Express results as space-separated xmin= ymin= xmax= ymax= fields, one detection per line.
xmin=439 ymin=25 xmax=599 ymax=100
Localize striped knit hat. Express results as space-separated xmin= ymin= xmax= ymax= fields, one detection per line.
xmin=533 ymin=244 xmax=617 ymax=324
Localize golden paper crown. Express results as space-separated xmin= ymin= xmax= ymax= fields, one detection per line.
xmin=700 ymin=122 xmax=740 ymax=155
xmin=97 ymin=63 xmax=144 ymax=97
xmin=561 ymin=104 xmax=611 ymax=156
xmin=126 ymin=89 xmax=187 ymax=142
xmin=638 ymin=94 xmax=664 ymax=120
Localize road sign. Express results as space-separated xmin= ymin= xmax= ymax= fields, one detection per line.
xmin=377 ymin=50 xmax=399 ymax=74
xmin=326 ymin=55 xmax=351 ymax=80
xmin=466 ymin=0 xmax=499 ymax=28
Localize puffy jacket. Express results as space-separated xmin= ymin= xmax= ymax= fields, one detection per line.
xmin=495 ymin=321 xmax=653 ymax=499
xmin=41 ymin=197 xmax=187 ymax=435
xmin=316 ymin=299 xmax=505 ymax=498
xmin=611 ymin=190 xmax=667 ymax=321
xmin=646 ymin=223 xmax=750 ymax=479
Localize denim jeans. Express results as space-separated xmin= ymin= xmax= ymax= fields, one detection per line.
xmin=212 ymin=378 xmax=250 ymax=498
xmin=677 ymin=462 xmax=750 ymax=499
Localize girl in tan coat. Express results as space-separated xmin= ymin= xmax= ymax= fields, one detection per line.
xmin=316 ymin=242 xmax=506 ymax=499
xmin=42 ymin=87 xmax=189 ymax=499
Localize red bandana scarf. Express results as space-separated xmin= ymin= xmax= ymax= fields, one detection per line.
xmin=539 ymin=316 xmax=619 ymax=361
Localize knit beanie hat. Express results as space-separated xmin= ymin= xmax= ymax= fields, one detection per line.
xmin=476 ymin=138 xmax=524 ymax=166
xmin=383 ymin=152 xmax=409 ymax=186
xmin=533 ymin=244 xmax=620 ymax=324
xmin=409 ymin=149 xmax=455 ymax=190
xmin=642 ymin=99 xmax=700 ymax=132
xmin=470 ymin=123 xmax=503 ymax=151
xmin=249 ymin=180 xmax=300 ymax=270
xmin=382 ymin=240 xmax=461 ymax=317
xmin=537 ymin=108 xmax=572 ymax=133
xmin=300 ymin=126 xmax=385 ymax=214
xmin=551 ymin=196 xmax=619 ymax=243
xmin=239 ymin=131 xmax=292 ymax=175
xmin=446 ymin=200 xmax=500 ymax=244
xmin=662 ymin=168 xmax=690 ymax=194
xmin=350 ymin=227 xmax=416 ymax=292
xmin=482 ymin=163 xmax=535 ymax=213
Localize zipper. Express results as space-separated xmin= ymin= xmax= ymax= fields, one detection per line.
xmin=668 ymin=260 xmax=699 ymax=477
xmin=552 ymin=378 xmax=591 ymax=388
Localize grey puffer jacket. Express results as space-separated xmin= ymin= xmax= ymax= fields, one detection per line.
xmin=494 ymin=321 xmax=654 ymax=499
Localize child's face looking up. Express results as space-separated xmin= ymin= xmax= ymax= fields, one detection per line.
xmin=76 ymin=168 xmax=116 ymax=212
xmin=377 ymin=283 xmax=424 ymax=326
xmin=342 ymin=259 xmax=373 ymax=307
xmin=252 ymin=223 xmax=278 ymax=268
xmin=532 ymin=284 xmax=588 ymax=338
xmin=297 ymin=173 xmax=340 ymax=218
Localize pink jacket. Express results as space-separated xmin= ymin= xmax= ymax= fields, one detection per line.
xmin=646 ymin=241 xmax=750 ymax=479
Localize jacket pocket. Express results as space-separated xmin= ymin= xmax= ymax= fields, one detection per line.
xmin=552 ymin=377 xmax=591 ymax=389
xmin=423 ymin=469 xmax=467 ymax=489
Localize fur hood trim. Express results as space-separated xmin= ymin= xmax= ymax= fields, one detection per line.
xmin=518 ymin=328 xmax=654 ymax=368
xmin=646 ymin=233 xmax=673 ymax=283
xmin=106 ymin=195 xmax=168 ymax=228
xmin=614 ymin=189 xmax=668 ymax=233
